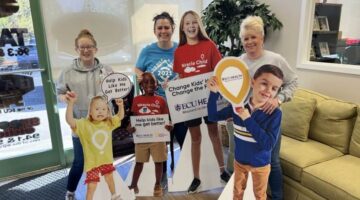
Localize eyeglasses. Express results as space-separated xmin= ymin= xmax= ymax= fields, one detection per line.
xmin=77 ymin=46 xmax=95 ymax=51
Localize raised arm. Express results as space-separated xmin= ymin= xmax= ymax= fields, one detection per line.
xmin=65 ymin=91 xmax=77 ymax=129
xmin=114 ymin=98 xmax=125 ymax=120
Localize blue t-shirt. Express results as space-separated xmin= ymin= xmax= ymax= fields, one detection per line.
xmin=136 ymin=42 xmax=178 ymax=98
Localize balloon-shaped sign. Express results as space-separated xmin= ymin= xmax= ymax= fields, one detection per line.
xmin=214 ymin=57 xmax=251 ymax=106
xmin=101 ymin=73 xmax=132 ymax=102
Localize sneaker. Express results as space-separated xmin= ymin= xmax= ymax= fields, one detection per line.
xmin=111 ymin=194 xmax=123 ymax=200
xmin=187 ymin=178 xmax=201 ymax=194
xmin=153 ymin=184 xmax=163 ymax=197
xmin=160 ymin=174 xmax=168 ymax=190
xmin=65 ymin=192 xmax=75 ymax=200
xmin=128 ymin=185 xmax=139 ymax=194
xmin=220 ymin=171 xmax=231 ymax=183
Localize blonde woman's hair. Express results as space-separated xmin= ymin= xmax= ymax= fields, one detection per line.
xmin=239 ymin=16 xmax=264 ymax=39
xmin=75 ymin=29 xmax=97 ymax=48
xmin=87 ymin=96 xmax=113 ymax=126
xmin=179 ymin=10 xmax=210 ymax=46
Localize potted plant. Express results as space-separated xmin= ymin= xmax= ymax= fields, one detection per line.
xmin=202 ymin=0 xmax=283 ymax=56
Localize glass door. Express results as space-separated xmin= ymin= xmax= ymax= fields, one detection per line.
xmin=0 ymin=0 xmax=64 ymax=179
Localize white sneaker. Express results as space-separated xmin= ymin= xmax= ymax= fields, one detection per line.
xmin=65 ymin=192 xmax=76 ymax=200
xmin=111 ymin=194 xmax=123 ymax=200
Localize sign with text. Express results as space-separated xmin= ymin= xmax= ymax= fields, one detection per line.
xmin=130 ymin=114 xmax=170 ymax=143
xmin=165 ymin=72 xmax=212 ymax=124
xmin=101 ymin=73 xmax=132 ymax=102
xmin=214 ymin=57 xmax=250 ymax=106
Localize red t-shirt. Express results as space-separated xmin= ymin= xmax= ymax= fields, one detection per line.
xmin=131 ymin=95 xmax=169 ymax=116
xmin=173 ymin=40 xmax=222 ymax=78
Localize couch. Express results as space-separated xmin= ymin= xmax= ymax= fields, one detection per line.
xmin=280 ymin=88 xmax=360 ymax=200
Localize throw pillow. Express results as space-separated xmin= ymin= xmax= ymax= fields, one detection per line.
xmin=281 ymin=97 xmax=317 ymax=141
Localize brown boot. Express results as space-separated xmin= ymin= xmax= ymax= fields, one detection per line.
xmin=153 ymin=184 xmax=163 ymax=197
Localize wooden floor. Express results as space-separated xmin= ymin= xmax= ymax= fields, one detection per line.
xmin=136 ymin=187 xmax=223 ymax=200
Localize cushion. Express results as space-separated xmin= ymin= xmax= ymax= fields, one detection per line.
xmin=309 ymin=99 xmax=357 ymax=154
xmin=280 ymin=136 xmax=343 ymax=181
xmin=350 ymin=106 xmax=360 ymax=157
xmin=302 ymin=155 xmax=360 ymax=200
xmin=281 ymin=97 xmax=317 ymax=141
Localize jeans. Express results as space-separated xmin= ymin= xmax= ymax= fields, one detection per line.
xmin=67 ymin=136 xmax=84 ymax=192
xmin=268 ymin=134 xmax=283 ymax=200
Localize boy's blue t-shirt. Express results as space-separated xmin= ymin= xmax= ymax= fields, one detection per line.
xmin=136 ymin=42 xmax=178 ymax=98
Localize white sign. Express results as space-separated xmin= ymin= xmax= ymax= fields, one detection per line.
xmin=101 ymin=73 xmax=132 ymax=101
xmin=165 ymin=72 xmax=212 ymax=124
xmin=130 ymin=114 xmax=170 ymax=143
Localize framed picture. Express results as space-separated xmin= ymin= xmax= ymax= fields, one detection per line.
xmin=319 ymin=42 xmax=330 ymax=56
xmin=313 ymin=18 xmax=320 ymax=31
xmin=310 ymin=46 xmax=316 ymax=59
xmin=317 ymin=16 xmax=329 ymax=31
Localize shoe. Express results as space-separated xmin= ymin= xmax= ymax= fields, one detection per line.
xmin=160 ymin=174 xmax=168 ymax=190
xmin=187 ymin=178 xmax=201 ymax=194
xmin=153 ymin=184 xmax=163 ymax=197
xmin=128 ymin=185 xmax=139 ymax=194
xmin=111 ymin=194 xmax=123 ymax=200
xmin=220 ymin=171 xmax=231 ymax=183
xmin=65 ymin=192 xmax=76 ymax=200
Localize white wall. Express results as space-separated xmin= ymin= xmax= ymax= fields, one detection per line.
xmin=259 ymin=0 xmax=360 ymax=103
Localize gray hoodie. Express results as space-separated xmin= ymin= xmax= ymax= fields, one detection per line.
xmin=57 ymin=58 xmax=113 ymax=119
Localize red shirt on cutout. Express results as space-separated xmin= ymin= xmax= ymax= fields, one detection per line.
xmin=131 ymin=95 xmax=169 ymax=116
xmin=173 ymin=40 xmax=222 ymax=78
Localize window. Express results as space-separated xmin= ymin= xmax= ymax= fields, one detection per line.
xmin=297 ymin=0 xmax=360 ymax=75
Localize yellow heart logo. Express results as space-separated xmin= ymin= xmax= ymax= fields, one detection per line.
xmin=214 ymin=57 xmax=250 ymax=105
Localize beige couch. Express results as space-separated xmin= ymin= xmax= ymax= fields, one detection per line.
xmin=280 ymin=88 xmax=360 ymax=200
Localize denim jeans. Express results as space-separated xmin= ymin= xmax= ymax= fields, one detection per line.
xmin=67 ymin=136 xmax=84 ymax=192
xmin=268 ymin=134 xmax=283 ymax=200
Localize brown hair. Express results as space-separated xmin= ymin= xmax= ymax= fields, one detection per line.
xmin=87 ymin=96 xmax=113 ymax=126
xmin=153 ymin=11 xmax=175 ymax=32
xmin=253 ymin=64 xmax=284 ymax=81
xmin=75 ymin=29 xmax=97 ymax=48
xmin=179 ymin=10 xmax=210 ymax=46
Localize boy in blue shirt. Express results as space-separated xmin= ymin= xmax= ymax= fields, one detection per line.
xmin=207 ymin=64 xmax=284 ymax=200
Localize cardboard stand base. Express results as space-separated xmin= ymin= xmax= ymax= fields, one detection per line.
xmin=218 ymin=173 xmax=255 ymax=200
xmin=93 ymin=170 xmax=135 ymax=200
xmin=168 ymin=123 xmax=225 ymax=192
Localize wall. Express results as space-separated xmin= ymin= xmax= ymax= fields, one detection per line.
xmin=259 ymin=0 xmax=360 ymax=103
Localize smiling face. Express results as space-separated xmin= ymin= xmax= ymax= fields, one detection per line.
xmin=89 ymin=98 xmax=109 ymax=122
xmin=76 ymin=37 xmax=97 ymax=66
xmin=141 ymin=73 xmax=157 ymax=96
xmin=241 ymin=29 xmax=264 ymax=59
xmin=251 ymin=72 xmax=283 ymax=106
xmin=154 ymin=18 xmax=174 ymax=44
xmin=182 ymin=13 xmax=199 ymax=44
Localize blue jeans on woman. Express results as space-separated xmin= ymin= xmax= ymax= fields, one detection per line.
xmin=269 ymin=134 xmax=283 ymax=200
xmin=67 ymin=136 xmax=84 ymax=192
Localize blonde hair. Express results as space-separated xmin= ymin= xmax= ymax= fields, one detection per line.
xmin=179 ymin=10 xmax=210 ymax=46
xmin=87 ymin=96 xmax=113 ymax=126
xmin=239 ymin=16 xmax=264 ymax=39
xmin=75 ymin=29 xmax=97 ymax=48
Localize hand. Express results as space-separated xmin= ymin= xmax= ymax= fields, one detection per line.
xmin=165 ymin=124 xmax=173 ymax=132
xmin=161 ymin=78 xmax=169 ymax=89
xmin=234 ymin=106 xmax=250 ymax=120
xmin=261 ymin=97 xmax=280 ymax=114
xmin=115 ymin=98 xmax=124 ymax=107
xmin=207 ymin=76 xmax=219 ymax=93
xmin=127 ymin=126 xmax=136 ymax=134
xmin=65 ymin=91 xmax=77 ymax=103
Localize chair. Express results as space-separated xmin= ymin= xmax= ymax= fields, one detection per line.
xmin=343 ymin=45 xmax=360 ymax=64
